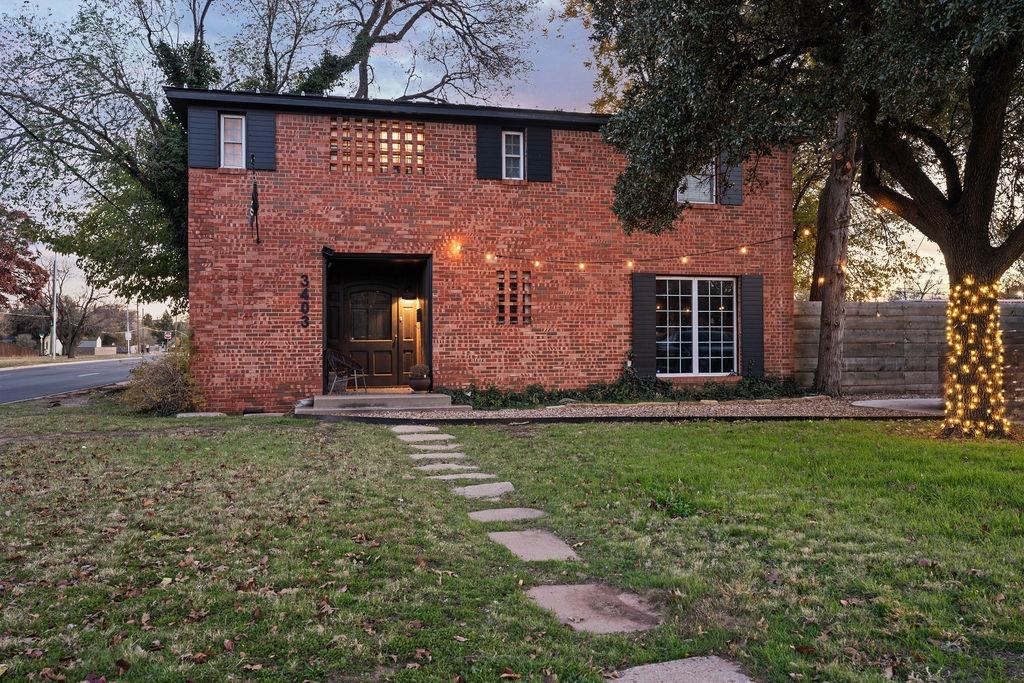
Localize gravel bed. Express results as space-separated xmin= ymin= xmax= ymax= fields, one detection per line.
xmin=342 ymin=394 xmax=942 ymax=422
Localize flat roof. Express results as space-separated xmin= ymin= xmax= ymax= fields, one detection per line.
xmin=164 ymin=87 xmax=609 ymax=131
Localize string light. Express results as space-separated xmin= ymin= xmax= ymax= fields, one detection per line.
xmin=453 ymin=231 xmax=792 ymax=269
xmin=942 ymin=276 xmax=1011 ymax=437
xmin=533 ymin=260 xmax=541 ymax=268
xmin=802 ymin=228 xmax=812 ymax=237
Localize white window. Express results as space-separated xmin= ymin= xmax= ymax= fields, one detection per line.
xmin=676 ymin=160 xmax=717 ymax=204
xmin=502 ymin=131 xmax=524 ymax=180
xmin=656 ymin=277 xmax=736 ymax=375
xmin=220 ymin=114 xmax=246 ymax=169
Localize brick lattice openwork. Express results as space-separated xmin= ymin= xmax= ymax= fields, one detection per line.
xmin=329 ymin=117 xmax=425 ymax=174
xmin=497 ymin=270 xmax=532 ymax=325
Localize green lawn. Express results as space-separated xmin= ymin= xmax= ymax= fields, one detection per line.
xmin=1 ymin=396 xmax=1022 ymax=681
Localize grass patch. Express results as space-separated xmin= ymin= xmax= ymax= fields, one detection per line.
xmin=2 ymin=396 xmax=1022 ymax=681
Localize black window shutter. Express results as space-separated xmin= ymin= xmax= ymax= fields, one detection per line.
xmin=631 ymin=272 xmax=657 ymax=378
xmin=526 ymin=126 xmax=552 ymax=182
xmin=187 ymin=107 xmax=219 ymax=169
xmin=476 ymin=124 xmax=501 ymax=179
xmin=740 ymin=274 xmax=765 ymax=377
xmin=718 ymin=152 xmax=743 ymax=205
xmin=246 ymin=110 xmax=276 ymax=170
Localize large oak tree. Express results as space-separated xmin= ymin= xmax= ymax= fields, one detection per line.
xmin=590 ymin=0 xmax=1024 ymax=437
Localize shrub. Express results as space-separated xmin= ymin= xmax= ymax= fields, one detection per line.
xmin=435 ymin=365 xmax=805 ymax=410
xmin=119 ymin=341 xmax=203 ymax=416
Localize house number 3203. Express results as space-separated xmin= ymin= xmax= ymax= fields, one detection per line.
xmin=299 ymin=274 xmax=310 ymax=327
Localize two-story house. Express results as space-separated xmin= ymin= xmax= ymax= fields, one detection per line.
xmin=166 ymin=88 xmax=794 ymax=413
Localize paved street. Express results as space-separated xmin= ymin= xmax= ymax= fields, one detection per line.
xmin=0 ymin=357 xmax=145 ymax=404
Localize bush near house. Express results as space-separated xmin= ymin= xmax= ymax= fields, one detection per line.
xmin=119 ymin=341 xmax=203 ymax=415
xmin=436 ymin=370 xmax=804 ymax=410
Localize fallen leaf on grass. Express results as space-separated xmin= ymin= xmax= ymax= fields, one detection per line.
xmin=115 ymin=659 xmax=131 ymax=675
xmin=39 ymin=668 xmax=66 ymax=681
xmin=453 ymin=635 xmax=468 ymax=642
xmin=223 ymin=640 xmax=234 ymax=652
xmin=794 ymin=645 xmax=817 ymax=655
xmin=995 ymin=593 xmax=1006 ymax=603
xmin=0 ymin=664 xmax=8 ymax=677
xmin=159 ymin=577 xmax=173 ymax=588
xmin=840 ymin=597 xmax=864 ymax=607
xmin=500 ymin=668 xmax=521 ymax=679
xmin=241 ymin=663 xmax=263 ymax=671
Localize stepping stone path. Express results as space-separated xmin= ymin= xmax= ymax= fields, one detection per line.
xmin=408 ymin=452 xmax=468 ymax=461
xmin=389 ymin=424 xmax=756 ymax=681
xmin=451 ymin=481 xmax=514 ymax=499
xmin=525 ymin=584 xmax=661 ymax=634
xmin=427 ymin=472 xmax=496 ymax=481
xmin=408 ymin=443 xmax=463 ymax=451
xmin=391 ymin=424 xmax=440 ymax=434
xmin=469 ymin=507 xmax=546 ymax=522
xmin=413 ymin=462 xmax=478 ymax=472
xmin=612 ymin=656 xmax=755 ymax=683
xmin=488 ymin=530 xmax=579 ymax=562
xmin=397 ymin=432 xmax=456 ymax=443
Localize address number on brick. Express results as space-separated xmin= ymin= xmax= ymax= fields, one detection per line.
xmin=299 ymin=274 xmax=310 ymax=327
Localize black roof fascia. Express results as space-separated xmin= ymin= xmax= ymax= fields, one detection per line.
xmin=164 ymin=87 xmax=609 ymax=131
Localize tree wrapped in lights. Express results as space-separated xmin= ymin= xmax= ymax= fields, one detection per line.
xmin=589 ymin=0 xmax=1024 ymax=437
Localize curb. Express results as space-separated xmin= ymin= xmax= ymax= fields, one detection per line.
xmin=0 ymin=356 xmax=145 ymax=373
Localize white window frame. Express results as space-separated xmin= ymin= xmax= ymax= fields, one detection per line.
xmin=655 ymin=276 xmax=737 ymax=377
xmin=502 ymin=130 xmax=524 ymax=180
xmin=220 ymin=114 xmax=246 ymax=169
xmin=676 ymin=160 xmax=717 ymax=205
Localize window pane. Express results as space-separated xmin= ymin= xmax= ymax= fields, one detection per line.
xmin=504 ymin=133 xmax=521 ymax=155
xmin=654 ymin=277 xmax=695 ymax=375
xmin=223 ymin=117 xmax=243 ymax=143
xmin=676 ymin=161 xmax=716 ymax=204
xmin=223 ymin=142 xmax=243 ymax=168
xmin=505 ymin=157 xmax=521 ymax=179
xmin=690 ymin=278 xmax=736 ymax=374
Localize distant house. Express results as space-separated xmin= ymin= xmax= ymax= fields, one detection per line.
xmin=167 ymin=88 xmax=795 ymax=414
xmin=76 ymin=337 xmax=116 ymax=356
xmin=42 ymin=332 xmax=62 ymax=356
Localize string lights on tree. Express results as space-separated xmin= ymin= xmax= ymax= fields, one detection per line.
xmin=942 ymin=276 xmax=1011 ymax=437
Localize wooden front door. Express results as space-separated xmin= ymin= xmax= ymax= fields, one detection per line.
xmin=341 ymin=284 xmax=419 ymax=386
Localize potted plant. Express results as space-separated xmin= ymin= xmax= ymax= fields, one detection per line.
xmin=408 ymin=364 xmax=431 ymax=392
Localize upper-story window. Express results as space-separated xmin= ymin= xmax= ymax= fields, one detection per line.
xmin=220 ymin=114 xmax=246 ymax=169
xmin=676 ymin=160 xmax=716 ymax=204
xmin=502 ymin=131 xmax=524 ymax=180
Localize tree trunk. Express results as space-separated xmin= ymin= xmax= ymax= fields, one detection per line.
xmin=812 ymin=113 xmax=858 ymax=396
xmin=940 ymin=252 xmax=1011 ymax=437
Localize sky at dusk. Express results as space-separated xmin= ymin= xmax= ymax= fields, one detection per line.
xmin=3 ymin=0 xmax=951 ymax=312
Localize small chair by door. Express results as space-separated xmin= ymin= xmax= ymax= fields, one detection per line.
xmin=325 ymin=348 xmax=368 ymax=393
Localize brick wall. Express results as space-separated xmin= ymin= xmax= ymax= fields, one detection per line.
xmin=188 ymin=113 xmax=794 ymax=412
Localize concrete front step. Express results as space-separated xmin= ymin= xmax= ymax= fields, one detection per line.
xmin=311 ymin=392 xmax=454 ymax=411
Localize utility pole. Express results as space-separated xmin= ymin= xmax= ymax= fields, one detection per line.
xmin=125 ymin=303 xmax=132 ymax=355
xmin=136 ymin=300 xmax=142 ymax=354
xmin=49 ymin=259 xmax=57 ymax=359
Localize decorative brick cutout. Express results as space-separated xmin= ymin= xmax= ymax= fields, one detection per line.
xmin=497 ymin=270 xmax=532 ymax=325
xmin=329 ymin=117 xmax=425 ymax=174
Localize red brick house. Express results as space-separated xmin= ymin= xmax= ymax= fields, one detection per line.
xmin=166 ymin=88 xmax=794 ymax=413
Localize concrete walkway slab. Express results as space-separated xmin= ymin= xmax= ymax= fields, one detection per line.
xmin=391 ymin=424 xmax=441 ymax=434
xmin=469 ymin=508 xmax=547 ymax=522
xmin=488 ymin=530 xmax=579 ymax=561
xmin=613 ymin=657 xmax=755 ymax=683
xmin=409 ymin=452 xmax=468 ymax=461
xmin=452 ymin=481 xmax=514 ymax=499
xmin=397 ymin=433 xmax=456 ymax=443
xmin=414 ymin=463 xmax=478 ymax=473
xmin=525 ymin=584 xmax=661 ymax=634
xmin=428 ymin=472 xmax=496 ymax=481
xmin=408 ymin=443 xmax=463 ymax=451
